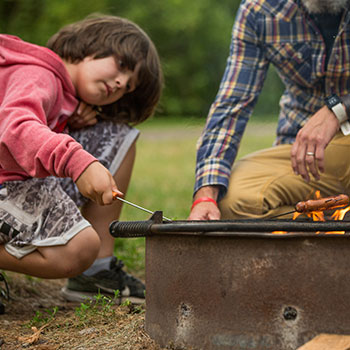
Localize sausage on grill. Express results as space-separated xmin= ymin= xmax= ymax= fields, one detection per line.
xmin=295 ymin=194 xmax=349 ymax=213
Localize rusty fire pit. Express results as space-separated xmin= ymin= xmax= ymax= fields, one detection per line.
xmin=110 ymin=213 xmax=350 ymax=350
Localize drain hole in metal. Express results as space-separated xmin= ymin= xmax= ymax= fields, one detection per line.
xmin=180 ymin=303 xmax=191 ymax=317
xmin=283 ymin=306 xmax=297 ymax=321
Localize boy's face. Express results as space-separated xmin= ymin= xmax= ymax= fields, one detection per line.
xmin=68 ymin=56 xmax=138 ymax=106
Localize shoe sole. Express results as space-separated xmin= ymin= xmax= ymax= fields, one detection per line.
xmin=60 ymin=286 xmax=145 ymax=305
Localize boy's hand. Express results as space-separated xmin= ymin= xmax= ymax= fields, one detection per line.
xmin=68 ymin=101 xmax=98 ymax=129
xmin=75 ymin=161 xmax=123 ymax=205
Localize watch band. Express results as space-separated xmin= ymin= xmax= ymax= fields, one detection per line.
xmin=340 ymin=121 xmax=350 ymax=135
xmin=325 ymin=94 xmax=350 ymax=135
xmin=341 ymin=94 xmax=350 ymax=120
xmin=331 ymin=102 xmax=348 ymax=124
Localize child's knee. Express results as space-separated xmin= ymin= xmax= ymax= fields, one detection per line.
xmin=58 ymin=228 xmax=100 ymax=277
xmin=74 ymin=228 xmax=100 ymax=269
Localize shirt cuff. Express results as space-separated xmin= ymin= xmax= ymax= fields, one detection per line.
xmin=194 ymin=159 xmax=232 ymax=201
xmin=65 ymin=149 xmax=98 ymax=182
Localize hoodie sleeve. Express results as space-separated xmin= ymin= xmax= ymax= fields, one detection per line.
xmin=0 ymin=65 xmax=97 ymax=181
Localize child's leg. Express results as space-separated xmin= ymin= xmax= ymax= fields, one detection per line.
xmin=80 ymin=141 xmax=136 ymax=258
xmin=60 ymin=121 xmax=144 ymax=303
xmin=0 ymin=227 xmax=99 ymax=278
xmin=63 ymin=121 xmax=139 ymax=257
xmin=0 ymin=177 xmax=99 ymax=279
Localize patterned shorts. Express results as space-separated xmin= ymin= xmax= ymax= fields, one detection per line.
xmin=0 ymin=121 xmax=139 ymax=258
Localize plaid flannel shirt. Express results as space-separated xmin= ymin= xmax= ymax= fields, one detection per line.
xmin=194 ymin=0 xmax=350 ymax=200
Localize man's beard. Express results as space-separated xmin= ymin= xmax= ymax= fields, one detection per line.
xmin=301 ymin=0 xmax=349 ymax=14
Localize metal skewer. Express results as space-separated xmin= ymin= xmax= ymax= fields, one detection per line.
xmin=270 ymin=210 xmax=297 ymax=219
xmin=113 ymin=193 xmax=172 ymax=221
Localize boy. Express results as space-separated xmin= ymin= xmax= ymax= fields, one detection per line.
xmin=0 ymin=14 xmax=163 ymax=304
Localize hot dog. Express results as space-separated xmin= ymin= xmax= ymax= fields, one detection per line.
xmin=295 ymin=194 xmax=349 ymax=213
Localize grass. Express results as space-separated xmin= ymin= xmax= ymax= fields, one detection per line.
xmin=115 ymin=116 xmax=276 ymax=276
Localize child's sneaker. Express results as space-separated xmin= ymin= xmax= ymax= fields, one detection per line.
xmin=60 ymin=257 xmax=145 ymax=304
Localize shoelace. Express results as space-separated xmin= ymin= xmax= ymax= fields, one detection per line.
xmin=111 ymin=258 xmax=142 ymax=286
xmin=109 ymin=258 xmax=125 ymax=276
xmin=108 ymin=258 xmax=127 ymax=294
xmin=0 ymin=272 xmax=10 ymax=301
xmin=111 ymin=259 xmax=137 ymax=281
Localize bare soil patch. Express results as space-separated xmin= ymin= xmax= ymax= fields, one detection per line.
xmin=0 ymin=272 xmax=171 ymax=350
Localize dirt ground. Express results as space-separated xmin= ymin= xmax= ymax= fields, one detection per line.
xmin=0 ymin=272 xmax=180 ymax=350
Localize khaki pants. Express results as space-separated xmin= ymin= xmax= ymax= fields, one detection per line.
xmin=219 ymin=132 xmax=350 ymax=219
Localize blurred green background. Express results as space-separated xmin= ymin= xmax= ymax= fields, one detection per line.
xmin=0 ymin=0 xmax=284 ymax=118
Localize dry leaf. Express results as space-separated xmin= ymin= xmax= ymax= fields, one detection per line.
xmin=18 ymin=324 xmax=48 ymax=344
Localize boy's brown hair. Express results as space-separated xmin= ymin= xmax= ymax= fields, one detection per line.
xmin=47 ymin=14 xmax=163 ymax=125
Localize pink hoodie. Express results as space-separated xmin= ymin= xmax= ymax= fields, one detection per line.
xmin=0 ymin=34 xmax=97 ymax=183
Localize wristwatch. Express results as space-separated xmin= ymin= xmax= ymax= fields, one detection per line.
xmin=324 ymin=94 xmax=350 ymax=135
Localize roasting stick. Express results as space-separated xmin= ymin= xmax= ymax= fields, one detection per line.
xmin=270 ymin=194 xmax=350 ymax=219
xmin=112 ymin=191 xmax=172 ymax=221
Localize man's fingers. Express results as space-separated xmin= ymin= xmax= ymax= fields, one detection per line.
xmin=315 ymin=148 xmax=325 ymax=174
xmin=305 ymin=150 xmax=319 ymax=180
xmin=292 ymin=141 xmax=310 ymax=181
xmin=290 ymin=143 xmax=299 ymax=174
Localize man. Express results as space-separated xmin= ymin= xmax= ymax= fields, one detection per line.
xmin=189 ymin=0 xmax=350 ymax=220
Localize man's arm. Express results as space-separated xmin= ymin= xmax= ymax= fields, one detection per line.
xmin=190 ymin=2 xmax=269 ymax=220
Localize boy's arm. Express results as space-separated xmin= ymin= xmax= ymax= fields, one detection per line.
xmin=0 ymin=66 xmax=96 ymax=181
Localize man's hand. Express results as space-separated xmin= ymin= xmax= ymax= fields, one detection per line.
xmin=75 ymin=161 xmax=123 ymax=205
xmin=291 ymin=106 xmax=340 ymax=182
xmin=188 ymin=186 xmax=221 ymax=220
xmin=68 ymin=101 xmax=99 ymax=130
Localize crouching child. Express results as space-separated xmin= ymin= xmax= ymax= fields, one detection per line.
xmin=0 ymin=14 xmax=163 ymax=304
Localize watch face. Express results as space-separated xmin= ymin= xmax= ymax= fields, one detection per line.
xmin=329 ymin=96 xmax=339 ymax=105
xmin=326 ymin=94 xmax=341 ymax=108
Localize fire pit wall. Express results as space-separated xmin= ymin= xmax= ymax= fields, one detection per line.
xmin=145 ymin=230 xmax=350 ymax=350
